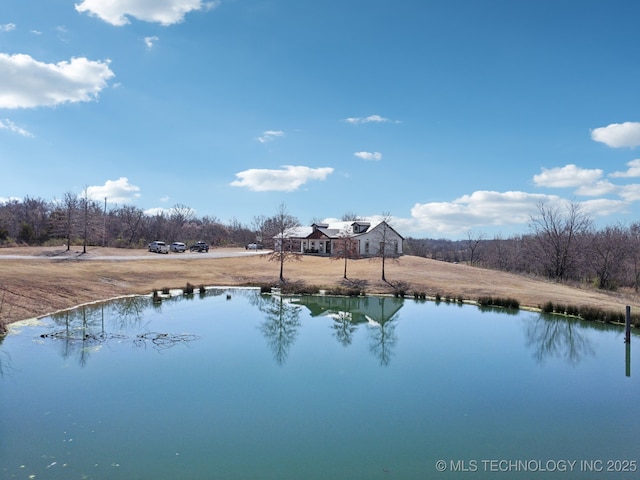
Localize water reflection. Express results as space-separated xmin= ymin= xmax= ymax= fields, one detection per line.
xmin=477 ymin=304 xmax=519 ymax=315
xmin=255 ymin=294 xmax=302 ymax=365
xmin=367 ymin=313 xmax=399 ymax=366
xmin=3 ymin=291 xmax=639 ymax=480
xmin=110 ymin=295 xmax=149 ymax=329
xmin=331 ymin=311 xmax=357 ymax=346
xmin=133 ymin=331 xmax=202 ymax=351
xmin=294 ymin=295 xmax=403 ymax=365
xmin=42 ymin=295 xmax=201 ymax=365
xmin=46 ymin=305 xmax=114 ymax=367
xmin=524 ymin=313 xmax=596 ymax=366
xmin=28 ymin=289 xmax=632 ymax=372
xmin=49 ymin=298 xmax=147 ymax=333
xmin=0 ymin=333 xmax=11 ymax=377
xmin=626 ymin=343 xmax=631 ymax=377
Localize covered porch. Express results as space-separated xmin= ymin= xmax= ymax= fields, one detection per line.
xmin=301 ymin=231 xmax=332 ymax=255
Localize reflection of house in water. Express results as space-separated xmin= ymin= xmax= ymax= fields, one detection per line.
xmin=293 ymin=295 xmax=404 ymax=325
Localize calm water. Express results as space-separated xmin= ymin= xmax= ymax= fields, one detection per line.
xmin=1 ymin=289 xmax=638 ymax=480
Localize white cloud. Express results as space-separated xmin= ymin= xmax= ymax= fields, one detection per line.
xmin=574 ymin=180 xmax=619 ymax=197
xmin=404 ymin=188 xmax=633 ymax=237
xmin=533 ymin=164 xmax=603 ymax=188
xmin=85 ymin=177 xmax=141 ymax=203
xmin=257 ymin=130 xmax=284 ymax=143
xmin=618 ymin=184 xmax=640 ymax=202
xmin=591 ymin=122 xmax=640 ymax=148
xmin=1 ymin=23 xmax=16 ymax=32
xmin=144 ymin=36 xmax=159 ymax=49
xmin=610 ymin=159 xmax=640 ymax=178
xmin=579 ymin=198 xmax=629 ymax=216
xmin=0 ymin=118 xmax=32 ymax=137
xmin=75 ymin=0 xmax=220 ymax=26
xmin=354 ymin=151 xmax=382 ymax=161
xmin=230 ymin=165 xmax=334 ymax=192
xmin=410 ymin=190 xmax=559 ymax=235
xmin=0 ymin=53 xmax=114 ymax=109
xmin=144 ymin=207 xmax=171 ymax=216
xmin=344 ymin=114 xmax=398 ymax=125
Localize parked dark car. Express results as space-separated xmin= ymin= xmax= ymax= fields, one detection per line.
xmin=190 ymin=241 xmax=209 ymax=252
xmin=246 ymin=243 xmax=264 ymax=250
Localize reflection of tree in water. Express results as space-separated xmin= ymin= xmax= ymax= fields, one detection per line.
xmin=293 ymin=294 xmax=404 ymax=364
xmin=110 ymin=296 xmax=149 ymax=329
xmin=42 ymin=295 xmax=200 ymax=366
xmin=257 ymin=295 xmax=302 ymax=365
xmin=365 ymin=297 xmax=401 ymax=366
xmin=525 ymin=314 xmax=596 ymax=366
xmin=331 ymin=311 xmax=357 ymax=347
xmin=0 ymin=333 xmax=12 ymax=377
xmin=45 ymin=305 xmax=128 ymax=367
xmin=133 ymin=332 xmax=202 ymax=352
xmin=368 ymin=316 xmax=398 ymax=367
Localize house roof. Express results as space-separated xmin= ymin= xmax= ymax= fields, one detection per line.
xmin=307 ymin=229 xmax=330 ymax=239
xmin=280 ymin=220 xmax=404 ymax=240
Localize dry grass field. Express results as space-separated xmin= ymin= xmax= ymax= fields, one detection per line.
xmin=2 ymin=246 xmax=640 ymax=327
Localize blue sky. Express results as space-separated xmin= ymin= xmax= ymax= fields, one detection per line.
xmin=2 ymin=0 xmax=640 ymax=239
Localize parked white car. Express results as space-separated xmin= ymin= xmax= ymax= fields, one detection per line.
xmin=170 ymin=242 xmax=186 ymax=253
xmin=148 ymin=241 xmax=169 ymax=254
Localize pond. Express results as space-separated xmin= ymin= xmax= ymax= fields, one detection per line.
xmin=1 ymin=288 xmax=638 ymax=480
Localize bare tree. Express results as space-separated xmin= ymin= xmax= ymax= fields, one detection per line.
xmin=77 ymin=188 xmax=104 ymax=253
xmin=332 ymin=224 xmax=360 ymax=279
xmin=226 ymin=217 xmax=254 ymax=246
xmin=528 ymin=201 xmax=592 ymax=281
xmin=371 ymin=213 xmax=398 ymax=283
xmin=588 ymin=224 xmax=628 ymax=290
xmin=62 ymin=192 xmax=79 ymax=250
xmin=341 ymin=211 xmax=363 ymax=221
xmin=199 ymin=215 xmax=228 ymax=246
xmin=80 ymin=188 xmax=91 ymax=253
xmin=47 ymin=192 xmax=77 ymax=249
xmin=251 ymin=215 xmax=269 ymax=245
xmin=268 ymin=203 xmax=301 ymax=283
xmin=14 ymin=196 xmax=51 ymax=244
xmin=628 ymin=222 xmax=640 ymax=292
xmin=168 ymin=204 xmax=195 ymax=242
xmin=148 ymin=211 xmax=168 ymax=243
xmin=465 ymin=229 xmax=485 ymax=266
xmin=116 ymin=205 xmax=145 ymax=246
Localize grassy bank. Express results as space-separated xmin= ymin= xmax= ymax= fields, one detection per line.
xmin=1 ymin=247 xmax=640 ymax=327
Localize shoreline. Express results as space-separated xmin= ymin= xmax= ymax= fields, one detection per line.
xmin=5 ymin=285 xmax=635 ymax=340
xmin=2 ymin=246 xmax=640 ymax=328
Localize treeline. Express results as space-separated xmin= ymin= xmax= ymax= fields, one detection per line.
xmin=406 ymin=202 xmax=640 ymax=292
xmin=0 ymin=196 xmax=262 ymax=250
xmin=3 ymin=196 xmax=640 ymax=293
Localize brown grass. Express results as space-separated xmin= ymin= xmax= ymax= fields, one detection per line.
xmin=1 ymin=246 xmax=639 ymax=326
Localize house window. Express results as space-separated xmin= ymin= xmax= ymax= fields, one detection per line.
xmin=364 ymin=240 xmax=369 ymax=254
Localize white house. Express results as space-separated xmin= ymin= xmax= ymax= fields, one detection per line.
xmin=276 ymin=220 xmax=404 ymax=257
